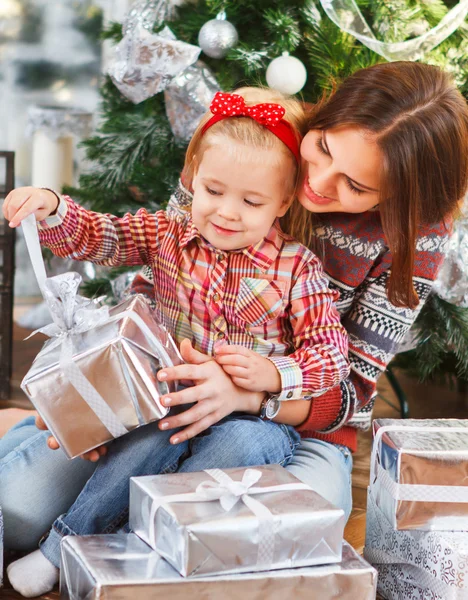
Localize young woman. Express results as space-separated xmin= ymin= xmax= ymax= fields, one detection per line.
xmin=1 ymin=61 xmax=467 ymax=598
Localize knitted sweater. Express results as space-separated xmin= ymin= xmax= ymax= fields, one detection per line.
xmin=130 ymin=182 xmax=450 ymax=452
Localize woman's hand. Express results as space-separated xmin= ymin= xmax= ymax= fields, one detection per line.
xmin=35 ymin=415 xmax=108 ymax=462
xmin=3 ymin=187 xmax=59 ymax=228
xmin=157 ymin=339 xmax=265 ymax=444
xmin=214 ymin=345 xmax=281 ymax=393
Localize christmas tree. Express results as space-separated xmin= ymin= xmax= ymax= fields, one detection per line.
xmin=67 ymin=0 xmax=468 ymax=385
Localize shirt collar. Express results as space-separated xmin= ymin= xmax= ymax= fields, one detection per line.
xmin=175 ymin=181 xmax=285 ymax=272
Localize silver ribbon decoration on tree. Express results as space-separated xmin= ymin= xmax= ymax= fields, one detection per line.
xmin=319 ymin=0 xmax=468 ymax=61
xmin=164 ymin=61 xmax=220 ymax=141
xmin=433 ymin=197 xmax=468 ymax=307
xmin=21 ymin=214 xmax=180 ymax=439
xmin=148 ymin=468 xmax=310 ymax=569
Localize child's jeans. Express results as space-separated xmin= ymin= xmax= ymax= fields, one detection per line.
xmin=1 ymin=413 xmax=300 ymax=567
xmin=0 ymin=417 xmax=352 ymax=569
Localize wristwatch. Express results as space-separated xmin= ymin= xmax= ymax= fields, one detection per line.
xmin=259 ymin=393 xmax=281 ymax=420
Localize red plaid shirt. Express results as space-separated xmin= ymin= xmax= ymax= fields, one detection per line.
xmin=38 ymin=197 xmax=349 ymax=400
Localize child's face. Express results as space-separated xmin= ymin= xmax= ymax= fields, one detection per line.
xmin=191 ymin=141 xmax=292 ymax=251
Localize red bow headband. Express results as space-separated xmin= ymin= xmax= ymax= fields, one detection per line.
xmin=201 ymin=92 xmax=301 ymax=164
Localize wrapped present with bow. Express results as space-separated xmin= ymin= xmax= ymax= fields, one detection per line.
xmin=364 ymin=488 xmax=468 ymax=600
xmin=20 ymin=214 xmax=182 ymax=459
xmin=370 ymin=418 xmax=468 ymax=531
xmin=60 ymin=534 xmax=377 ymax=600
xmin=129 ymin=464 xmax=345 ymax=577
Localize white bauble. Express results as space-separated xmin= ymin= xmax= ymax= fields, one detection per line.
xmin=266 ymin=52 xmax=307 ymax=95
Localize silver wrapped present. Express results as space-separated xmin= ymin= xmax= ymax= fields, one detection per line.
xmin=22 ymin=293 xmax=181 ymax=459
xmin=20 ymin=214 xmax=182 ymax=459
xmin=129 ymin=465 xmax=345 ymax=577
xmin=364 ymin=489 xmax=468 ymax=600
xmin=0 ymin=507 xmax=3 ymax=587
xmin=60 ymin=534 xmax=377 ymax=600
xmin=371 ymin=418 xmax=468 ymax=531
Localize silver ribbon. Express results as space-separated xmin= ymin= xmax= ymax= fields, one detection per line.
xmin=21 ymin=214 xmax=178 ymax=439
xmin=371 ymin=424 xmax=468 ymax=503
xmin=319 ymin=0 xmax=468 ymax=61
xmin=148 ymin=468 xmax=310 ymax=569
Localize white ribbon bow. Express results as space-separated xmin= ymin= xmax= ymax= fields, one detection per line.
xmin=148 ymin=468 xmax=311 ymax=569
xmin=21 ymin=214 xmax=177 ymax=440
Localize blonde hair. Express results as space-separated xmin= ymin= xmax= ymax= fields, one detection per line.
xmin=183 ymin=87 xmax=307 ymax=203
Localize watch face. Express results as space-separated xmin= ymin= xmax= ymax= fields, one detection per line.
xmin=266 ymin=398 xmax=281 ymax=419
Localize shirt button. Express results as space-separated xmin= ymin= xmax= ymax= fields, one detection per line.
xmin=216 ymin=253 xmax=224 ymax=262
xmin=213 ymin=293 xmax=220 ymax=302
xmin=217 ymin=331 xmax=225 ymax=339
xmin=287 ymin=391 xmax=293 ymax=399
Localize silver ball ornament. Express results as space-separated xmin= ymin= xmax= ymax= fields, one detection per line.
xmin=266 ymin=52 xmax=307 ymax=95
xmin=198 ymin=11 xmax=238 ymax=59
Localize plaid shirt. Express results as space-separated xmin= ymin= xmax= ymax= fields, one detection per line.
xmin=38 ymin=196 xmax=349 ymax=400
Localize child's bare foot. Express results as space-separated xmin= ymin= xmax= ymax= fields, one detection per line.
xmin=0 ymin=408 xmax=38 ymax=437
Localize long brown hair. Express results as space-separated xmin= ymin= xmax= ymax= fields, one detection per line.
xmin=290 ymin=62 xmax=468 ymax=309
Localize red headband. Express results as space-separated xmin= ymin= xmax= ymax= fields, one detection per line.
xmin=201 ymin=92 xmax=301 ymax=164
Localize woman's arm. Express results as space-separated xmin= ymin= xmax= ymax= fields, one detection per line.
xmin=298 ymin=222 xmax=451 ymax=440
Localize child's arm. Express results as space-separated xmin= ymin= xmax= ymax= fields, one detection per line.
xmin=3 ymin=186 xmax=168 ymax=267
xmin=218 ymin=254 xmax=349 ymax=401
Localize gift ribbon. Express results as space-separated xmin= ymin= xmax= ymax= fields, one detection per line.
xmin=148 ymin=468 xmax=311 ymax=569
xmin=319 ymin=0 xmax=468 ymax=62
xmin=21 ymin=214 xmax=178 ymax=440
xmin=371 ymin=424 xmax=468 ymax=503
xmin=364 ymin=548 xmax=468 ymax=600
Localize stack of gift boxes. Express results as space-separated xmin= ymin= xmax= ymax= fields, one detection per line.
xmin=61 ymin=464 xmax=378 ymax=599
xmin=364 ymin=418 xmax=468 ymax=600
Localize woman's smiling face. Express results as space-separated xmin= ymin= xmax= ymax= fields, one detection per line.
xmin=298 ymin=126 xmax=383 ymax=214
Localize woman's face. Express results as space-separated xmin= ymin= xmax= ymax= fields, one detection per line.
xmin=298 ymin=126 xmax=383 ymax=214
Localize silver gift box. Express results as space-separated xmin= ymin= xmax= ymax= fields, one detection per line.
xmin=21 ymin=295 xmax=180 ymax=459
xmin=129 ymin=464 xmax=345 ymax=577
xmin=364 ymin=488 xmax=468 ymax=600
xmin=371 ymin=418 xmax=468 ymax=530
xmin=0 ymin=507 xmax=3 ymax=588
xmin=60 ymin=534 xmax=377 ymax=600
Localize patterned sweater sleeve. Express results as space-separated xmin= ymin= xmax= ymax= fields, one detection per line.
xmin=37 ymin=195 xmax=169 ymax=266
xmin=297 ymin=222 xmax=450 ymax=435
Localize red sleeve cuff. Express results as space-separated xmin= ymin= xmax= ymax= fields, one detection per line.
xmin=296 ymin=386 xmax=343 ymax=433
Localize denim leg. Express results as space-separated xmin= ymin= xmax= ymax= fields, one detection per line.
xmin=178 ymin=415 xmax=300 ymax=473
xmin=0 ymin=417 xmax=96 ymax=551
xmin=40 ymin=420 xmax=189 ymax=568
xmin=285 ymin=438 xmax=353 ymax=522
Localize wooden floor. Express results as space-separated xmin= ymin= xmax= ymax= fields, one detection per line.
xmin=1 ymin=314 xmax=467 ymax=598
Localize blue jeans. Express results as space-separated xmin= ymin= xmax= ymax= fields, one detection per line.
xmin=1 ymin=414 xmax=299 ymax=567
xmin=0 ymin=417 xmax=352 ymax=568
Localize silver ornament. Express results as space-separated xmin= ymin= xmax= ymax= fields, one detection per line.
xmin=164 ymin=61 xmax=220 ymax=141
xmin=198 ymin=11 xmax=238 ymax=59
xmin=433 ymin=196 xmax=468 ymax=307
xmin=108 ymin=25 xmax=201 ymax=104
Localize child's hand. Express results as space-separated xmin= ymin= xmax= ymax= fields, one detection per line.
xmin=156 ymin=339 xmax=265 ymax=444
xmin=214 ymin=345 xmax=281 ymax=393
xmin=3 ymin=186 xmax=59 ymax=228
